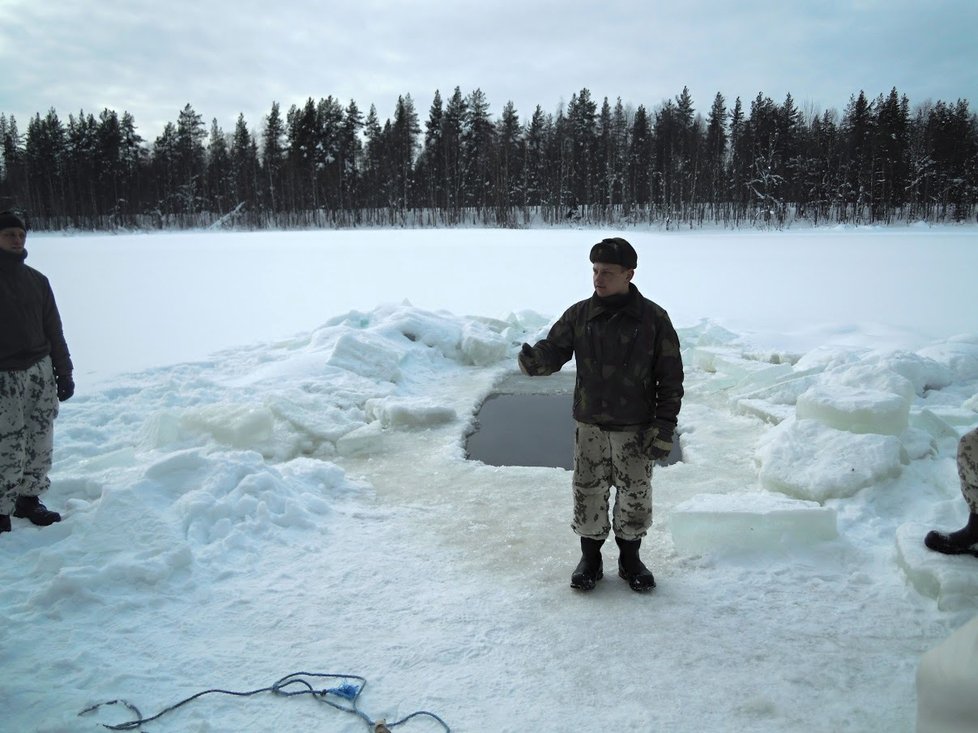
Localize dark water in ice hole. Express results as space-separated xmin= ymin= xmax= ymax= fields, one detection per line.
xmin=465 ymin=392 xmax=681 ymax=470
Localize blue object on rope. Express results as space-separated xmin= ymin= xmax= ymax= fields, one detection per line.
xmin=78 ymin=671 xmax=450 ymax=731
xmin=326 ymin=682 xmax=361 ymax=700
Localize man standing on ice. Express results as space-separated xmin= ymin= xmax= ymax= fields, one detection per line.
xmin=0 ymin=211 xmax=73 ymax=535
xmin=924 ymin=427 xmax=978 ymax=557
xmin=517 ymin=237 xmax=684 ymax=592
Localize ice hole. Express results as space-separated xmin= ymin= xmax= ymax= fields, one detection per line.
xmin=465 ymin=373 xmax=682 ymax=469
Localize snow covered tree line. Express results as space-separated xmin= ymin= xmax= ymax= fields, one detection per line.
xmin=1 ymin=85 xmax=976 ymax=231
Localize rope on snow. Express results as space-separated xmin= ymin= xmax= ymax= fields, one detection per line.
xmin=78 ymin=671 xmax=451 ymax=732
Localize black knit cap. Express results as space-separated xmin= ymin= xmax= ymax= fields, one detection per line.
xmin=589 ymin=237 xmax=637 ymax=269
xmin=0 ymin=210 xmax=27 ymax=231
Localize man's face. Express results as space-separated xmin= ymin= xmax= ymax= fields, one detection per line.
xmin=0 ymin=226 xmax=26 ymax=254
xmin=592 ymin=262 xmax=633 ymax=297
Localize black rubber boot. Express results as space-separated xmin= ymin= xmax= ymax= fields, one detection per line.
xmin=924 ymin=513 xmax=978 ymax=557
xmin=13 ymin=495 xmax=61 ymax=526
xmin=570 ymin=537 xmax=604 ymax=591
xmin=0 ymin=514 xmax=10 ymax=533
xmin=616 ymin=537 xmax=656 ymax=592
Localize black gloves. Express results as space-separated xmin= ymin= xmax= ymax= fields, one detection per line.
xmin=518 ymin=343 xmax=544 ymax=376
xmin=56 ymin=372 xmax=75 ymax=401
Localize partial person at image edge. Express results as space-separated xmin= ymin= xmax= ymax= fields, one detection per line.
xmin=518 ymin=236 xmax=684 ymax=592
xmin=924 ymin=427 xmax=978 ymax=558
xmin=0 ymin=210 xmax=74 ymax=534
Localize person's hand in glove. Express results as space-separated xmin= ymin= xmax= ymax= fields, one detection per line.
xmin=56 ymin=371 xmax=75 ymax=401
xmin=650 ymin=430 xmax=673 ymax=461
xmin=518 ymin=343 xmax=543 ymax=376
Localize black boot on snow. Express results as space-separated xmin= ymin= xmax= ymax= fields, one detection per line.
xmin=570 ymin=537 xmax=604 ymax=591
xmin=924 ymin=513 xmax=978 ymax=557
xmin=13 ymin=495 xmax=61 ymax=526
xmin=0 ymin=514 xmax=10 ymax=533
xmin=616 ymin=537 xmax=656 ymax=592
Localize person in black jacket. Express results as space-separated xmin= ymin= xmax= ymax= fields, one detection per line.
xmin=0 ymin=211 xmax=74 ymax=534
xmin=518 ymin=237 xmax=684 ymax=592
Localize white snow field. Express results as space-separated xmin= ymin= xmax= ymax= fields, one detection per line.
xmin=2 ymin=226 xmax=977 ymax=732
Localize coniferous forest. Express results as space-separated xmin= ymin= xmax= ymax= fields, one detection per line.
xmin=1 ymin=85 xmax=976 ymax=231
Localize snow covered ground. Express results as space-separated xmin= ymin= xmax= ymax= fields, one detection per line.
xmin=3 ymin=226 xmax=977 ymax=732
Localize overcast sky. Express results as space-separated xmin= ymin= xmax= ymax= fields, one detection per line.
xmin=3 ymin=0 xmax=976 ymax=142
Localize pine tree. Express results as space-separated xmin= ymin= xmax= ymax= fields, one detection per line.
xmin=0 ymin=115 xmax=8 ymax=183
xmin=924 ymin=99 xmax=978 ymax=219
xmin=745 ymin=92 xmax=783 ymax=220
xmin=316 ymin=96 xmax=344 ymax=214
xmin=441 ymin=88 xmax=466 ymax=218
xmin=777 ymin=93 xmax=805 ymax=209
xmin=703 ymin=92 xmax=728 ymax=213
xmin=151 ymin=122 xmax=179 ymax=220
xmin=25 ymin=110 xmax=68 ymax=221
xmin=205 ymin=118 xmax=231 ymax=215
xmin=174 ymin=104 xmax=207 ymax=215
xmin=842 ymin=90 xmax=875 ymax=218
xmin=805 ymin=109 xmax=844 ymax=224
xmin=0 ymin=115 xmax=22 ymax=207
xmin=361 ymin=104 xmax=387 ymax=211
xmin=118 ymin=112 xmax=146 ymax=223
xmin=462 ymin=88 xmax=494 ymax=213
xmin=565 ymin=88 xmax=599 ymax=214
xmin=551 ymin=105 xmax=572 ymax=218
xmin=61 ymin=111 xmax=89 ymax=220
xmin=286 ymin=98 xmax=319 ymax=211
xmin=417 ymin=90 xmax=445 ymax=212
xmin=595 ymin=98 xmax=614 ymax=210
xmin=627 ymin=105 xmax=652 ymax=209
xmin=728 ymin=97 xmax=747 ymax=213
xmin=873 ymin=88 xmax=910 ymax=217
xmin=523 ymin=105 xmax=550 ymax=210
xmin=652 ymin=99 xmax=677 ymax=210
xmin=95 ymin=109 xmax=123 ymax=220
xmin=673 ymin=86 xmax=699 ymax=216
xmin=230 ymin=113 xmax=260 ymax=219
xmin=391 ymin=94 xmax=420 ymax=211
xmin=604 ymin=98 xmax=630 ymax=210
xmin=338 ymin=100 xmax=363 ymax=219
xmin=494 ymin=100 xmax=522 ymax=220
xmin=262 ymin=102 xmax=286 ymax=214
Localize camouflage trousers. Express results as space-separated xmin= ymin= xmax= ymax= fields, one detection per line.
xmin=959 ymin=427 xmax=978 ymax=514
xmin=0 ymin=357 xmax=59 ymax=515
xmin=571 ymin=422 xmax=655 ymax=541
